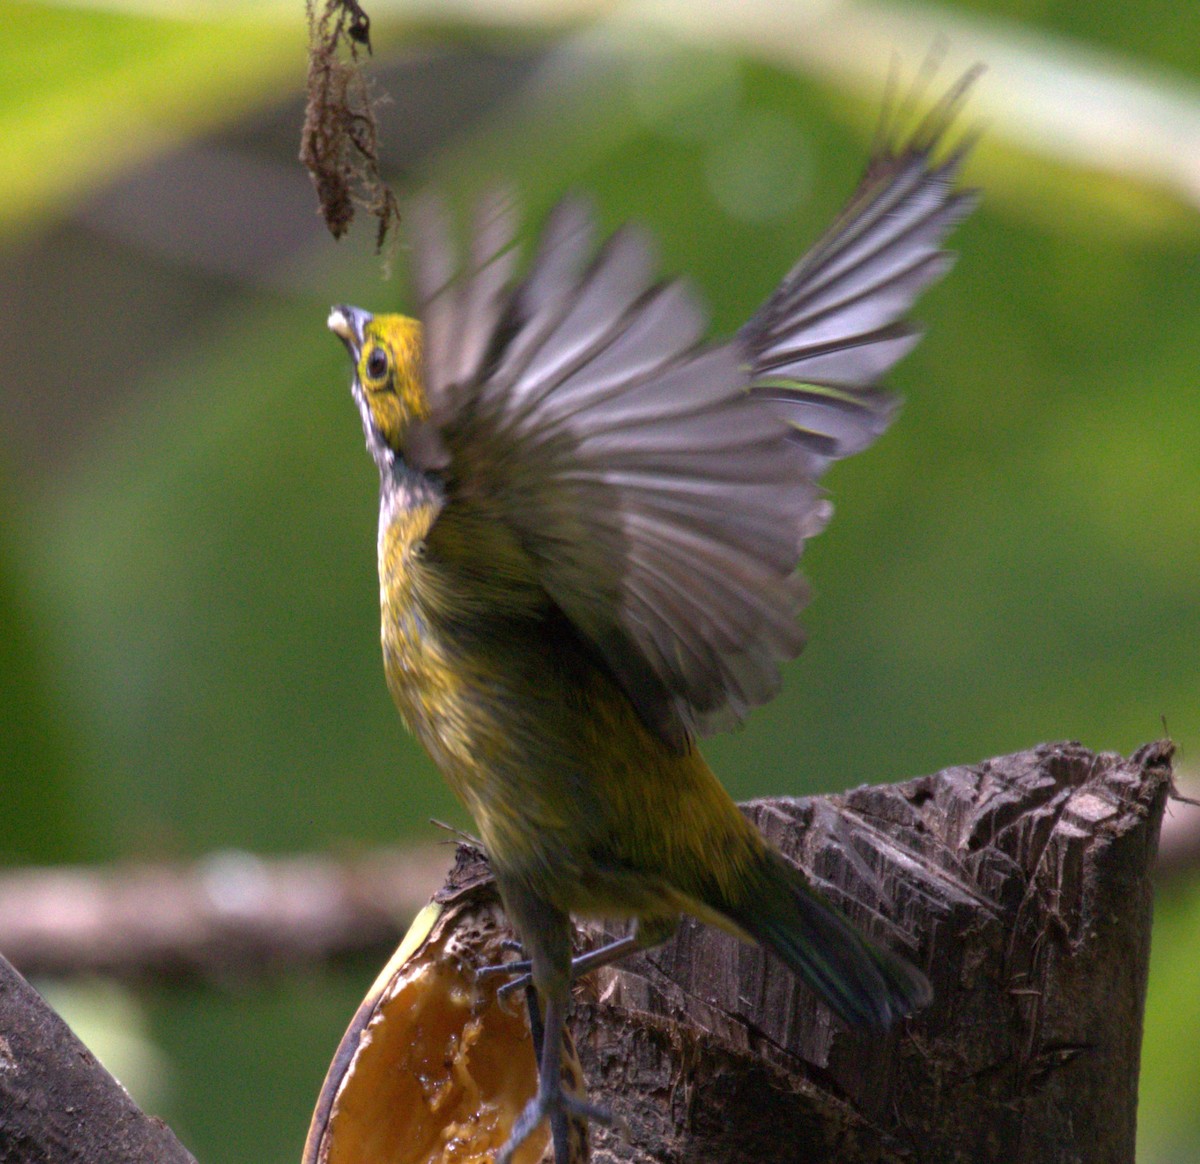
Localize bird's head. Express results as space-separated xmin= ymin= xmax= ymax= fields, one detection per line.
xmin=328 ymin=306 xmax=427 ymax=470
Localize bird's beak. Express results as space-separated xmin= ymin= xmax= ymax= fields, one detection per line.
xmin=328 ymin=305 xmax=372 ymax=361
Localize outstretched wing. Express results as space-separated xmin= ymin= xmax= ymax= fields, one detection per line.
xmin=406 ymin=85 xmax=976 ymax=751
xmin=740 ymin=70 xmax=980 ymax=476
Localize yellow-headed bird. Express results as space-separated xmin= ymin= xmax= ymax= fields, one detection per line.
xmin=329 ymin=80 xmax=977 ymax=1164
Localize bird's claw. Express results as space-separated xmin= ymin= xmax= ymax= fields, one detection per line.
xmin=495 ymin=1088 xmax=616 ymax=1164
xmin=476 ymin=953 xmax=534 ymax=1015
xmin=476 ymin=937 xmax=530 ymax=982
xmin=496 ymin=973 xmax=533 ymax=1011
xmin=475 ymin=956 xmax=532 ymax=983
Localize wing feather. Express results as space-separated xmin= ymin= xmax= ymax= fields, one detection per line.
xmin=443 ymin=190 xmax=519 ymax=396
xmin=740 ymin=81 xmax=979 ymax=475
xmin=489 ymin=225 xmax=658 ymax=423
xmin=411 ymin=76 xmax=977 ymax=747
xmin=410 ymin=194 xmax=456 ymax=405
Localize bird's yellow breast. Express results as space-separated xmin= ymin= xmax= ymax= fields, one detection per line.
xmin=375 ymin=479 xmax=765 ymax=926
xmin=375 ymin=481 xmax=546 ymax=804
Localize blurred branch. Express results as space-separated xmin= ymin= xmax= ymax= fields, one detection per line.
xmin=3 ymin=763 xmax=1196 ymax=986
xmin=633 ymin=0 xmax=1200 ymax=210
xmin=44 ymin=1 xmax=1200 ymax=216
xmin=364 ymin=0 xmax=1200 ymax=215
xmin=0 ymin=845 xmax=446 ymax=981
xmin=0 ymin=953 xmax=196 ymax=1163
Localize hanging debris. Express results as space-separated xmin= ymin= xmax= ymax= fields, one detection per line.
xmin=301 ymin=0 xmax=401 ymax=253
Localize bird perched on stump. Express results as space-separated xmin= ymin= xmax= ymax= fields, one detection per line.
xmin=329 ymin=74 xmax=978 ymax=1164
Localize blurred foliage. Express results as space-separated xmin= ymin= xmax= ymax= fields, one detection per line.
xmin=2 ymin=2 xmax=1199 ymax=1162
xmin=0 ymin=1 xmax=300 ymax=238
xmin=0 ymin=465 xmax=82 ymax=863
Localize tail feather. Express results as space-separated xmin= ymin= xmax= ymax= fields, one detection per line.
xmin=728 ymin=850 xmax=930 ymax=1029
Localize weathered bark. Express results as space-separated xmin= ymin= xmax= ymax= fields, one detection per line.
xmin=0 ymin=954 xmax=196 ymax=1163
xmin=574 ymin=741 xmax=1171 ymax=1164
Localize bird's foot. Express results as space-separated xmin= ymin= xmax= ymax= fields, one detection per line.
xmin=476 ymin=940 xmax=534 ymax=1012
xmin=478 ymin=932 xmax=643 ymax=1008
xmin=476 ymin=937 xmax=530 ymax=982
xmin=495 ymin=1085 xmax=616 ymax=1164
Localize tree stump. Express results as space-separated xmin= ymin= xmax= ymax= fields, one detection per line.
xmin=574 ymin=741 xmax=1172 ymax=1164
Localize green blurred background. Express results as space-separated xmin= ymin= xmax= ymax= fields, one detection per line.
xmin=2 ymin=1 xmax=1199 ymax=1160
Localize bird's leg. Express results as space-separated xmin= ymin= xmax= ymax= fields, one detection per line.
xmin=523 ymin=980 xmax=544 ymax=1072
xmin=496 ymin=981 xmax=614 ymax=1164
xmin=492 ymin=891 xmax=615 ymax=1164
xmin=478 ymin=934 xmax=637 ymax=1006
xmin=510 ymin=984 xmax=575 ymax=1160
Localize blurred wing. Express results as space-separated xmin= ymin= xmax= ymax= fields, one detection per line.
xmin=408 ymin=82 xmax=976 ymax=749
xmin=412 ymin=188 xmax=521 ymax=422
xmin=411 ymin=195 xmax=821 ymax=749
xmin=740 ymin=69 xmax=980 ymax=476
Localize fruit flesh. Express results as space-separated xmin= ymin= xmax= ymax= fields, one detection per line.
xmin=305 ymin=891 xmax=561 ymax=1164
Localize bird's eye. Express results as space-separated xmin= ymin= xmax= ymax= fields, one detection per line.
xmin=365 ymin=347 xmax=389 ymax=381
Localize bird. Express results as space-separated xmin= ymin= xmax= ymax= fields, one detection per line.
xmin=328 ymin=73 xmax=977 ymax=1164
